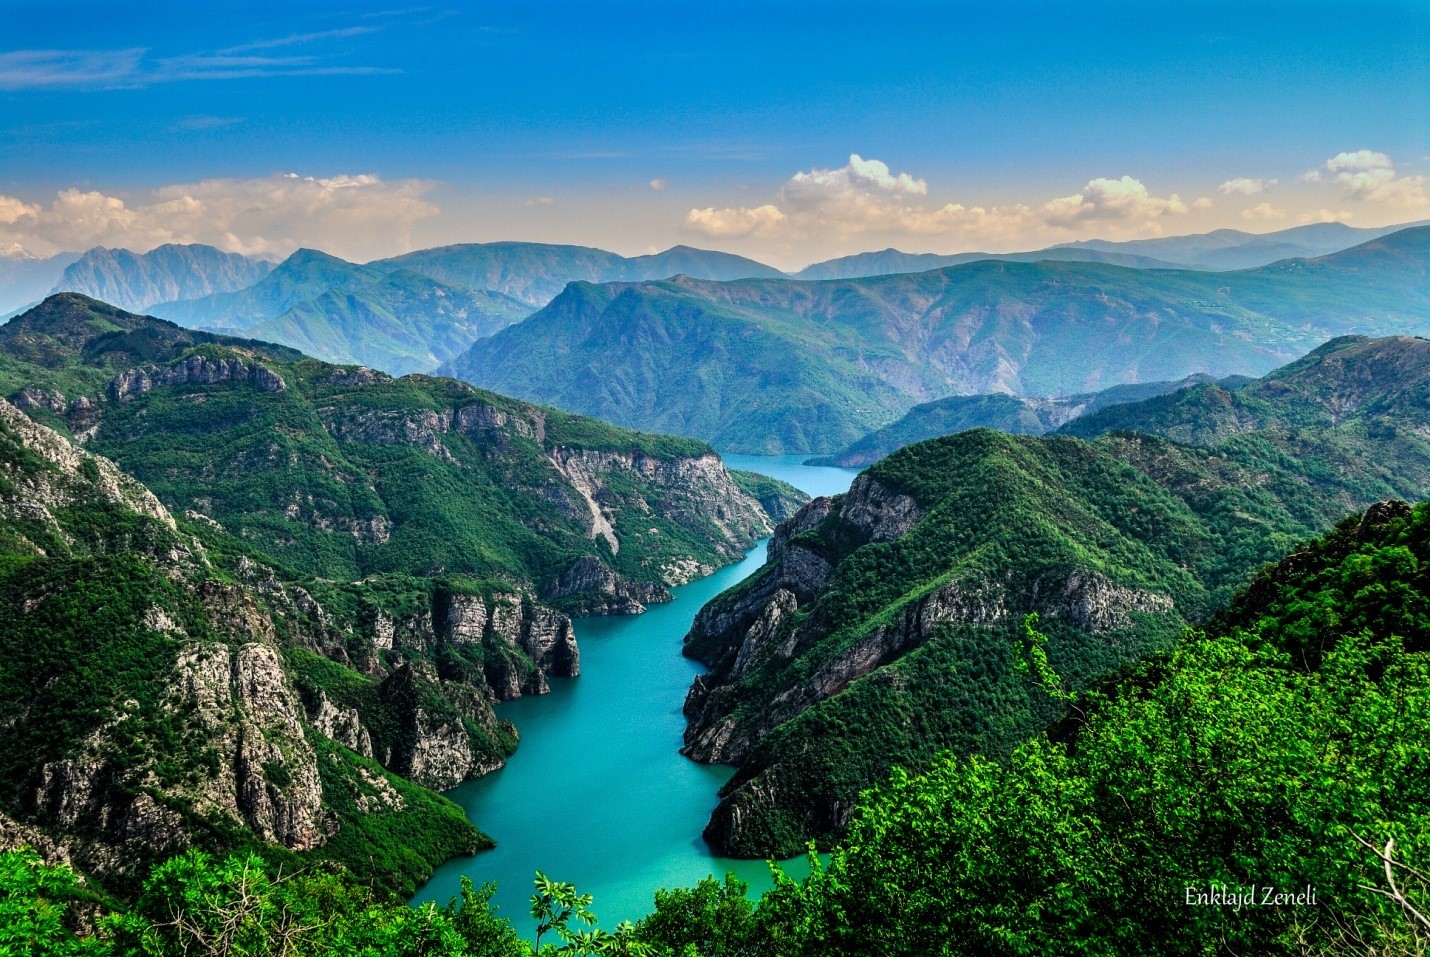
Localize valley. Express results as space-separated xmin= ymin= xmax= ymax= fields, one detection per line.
xmin=410 ymin=452 xmax=855 ymax=928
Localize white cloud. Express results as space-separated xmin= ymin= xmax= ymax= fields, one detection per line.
xmin=523 ymin=196 xmax=555 ymax=208
xmin=0 ymin=173 xmax=438 ymax=261
xmin=649 ymin=178 xmax=668 ymax=191
xmin=684 ymin=204 xmax=786 ymax=238
xmin=1299 ymin=208 xmax=1353 ymax=224
xmin=809 ymin=154 xmax=928 ymax=196
xmin=684 ymin=160 xmax=1206 ymax=247
xmin=0 ymin=195 xmax=40 ymax=225
xmin=686 ymin=155 xmax=1031 ymax=244
xmin=1316 ymin=149 xmax=1427 ymax=209
xmin=1241 ymin=202 xmax=1287 ymax=221
xmin=1325 ymin=149 xmax=1392 ymax=173
xmin=1040 ymin=176 xmax=1189 ymax=229
xmin=1218 ymin=177 xmax=1276 ymax=196
xmin=1299 ymin=170 xmax=1323 ymax=183
xmin=1192 ymin=196 xmax=1214 ymax=209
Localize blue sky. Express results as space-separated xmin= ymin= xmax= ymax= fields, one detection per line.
xmin=1 ymin=0 xmax=1426 ymax=267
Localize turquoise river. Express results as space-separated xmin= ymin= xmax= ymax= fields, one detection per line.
xmin=410 ymin=455 xmax=859 ymax=929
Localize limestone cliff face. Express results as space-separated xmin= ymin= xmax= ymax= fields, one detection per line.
xmin=435 ymin=589 xmax=579 ymax=697
xmin=32 ymin=634 xmax=329 ymax=883
xmin=167 ymin=641 xmax=327 ymax=850
xmin=0 ymin=397 xmax=195 ymax=566
xmin=375 ymin=661 xmax=513 ymax=790
xmin=546 ymin=556 xmax=670 ymax=616
xmin=106 ymin=355 xmax=286 ymax=403
xmin=546 ymin=448 xmax=774 ymax=586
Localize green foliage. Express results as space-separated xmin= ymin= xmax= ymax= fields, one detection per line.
xmin=633 ymin=874 xmax=760 ymax=957
xmin=0 ymin=849 xmax=107 ymax=957
xmin=307 ymin=740 xmax=491 ymax=897
xmin=751 ymin=501 xmax=1430 ymax=955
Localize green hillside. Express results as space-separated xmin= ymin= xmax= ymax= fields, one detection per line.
xmin=11 ymin=497 xmax=1426 ymax=957
xmin=0 ymin=293 xmax=798 ymax=895
xmin=755 ymin=499 xmax=1430 ymax=955
xmin=449 ymin=226 xmax=1430 ymax=453
xmin=810 ymin=374 xmax=1225 ymax=467
xmin=679 ymin=334 xmax=1430 ymax=857
xmin=151 ymin=250 xmax=532 ymax=375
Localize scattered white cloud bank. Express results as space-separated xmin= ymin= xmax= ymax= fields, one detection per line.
xmin=1241 ymin=202 xmax=1286 ymax=221
xmin=648 ymin=178 xmax=668 ymax=191
xmin=1040 ymin=176 xmax=1189 ymax=231
xmin=0 ymin=173 xmax=438 ymax=261
xmin=685 ymin=154 xmax=1034 ymax=244
xmin=685 ymin=204 xmax=787 ymax=238
xmin=523 ymin=196 xmax=555 ymax=208
xmin=1306 ymin=150 xmax=1427 ymax=210
xmin=1218 ymin=177 xmax=1276 ymax=196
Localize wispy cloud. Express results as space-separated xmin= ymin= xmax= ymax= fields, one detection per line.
xmin=149 ymin=54 xmax=398 ymax=83
xmin=0 ymin=48 xmax=145 ymax=90
xmin=0 ymin=28 xmax=396 ymax=91
xmin=219 ymin=27 xmax=380 ymax=55
xmin=170 ymin=115 xmax=244 ymax=132
xmin=1218 ymin=177 xmax=1276 ymax=196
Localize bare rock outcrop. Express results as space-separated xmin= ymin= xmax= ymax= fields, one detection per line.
xmin=106 ymin=355 xmax=286 ymax=403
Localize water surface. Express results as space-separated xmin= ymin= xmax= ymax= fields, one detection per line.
xmin=410 ymin=455 xmax=858 ymax=929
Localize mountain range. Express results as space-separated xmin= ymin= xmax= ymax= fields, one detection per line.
xmin=447 ymin=225 xmax=1430 ymax=453
xmin=678 ymin=332 xmax=1430 ymax=856
xmin=788 ymin=219 xmax=1429 ymax=279
xmin=0 ymin=292 xmax=798 ymax=894
xmin=371 ymin=241 xmax=786 ymax=306
xmin=52 ymin=243 xmax=277 ymax=312
xmin=1055 ymin=218 xmax=1430 ymax=270
xmin=147 ymin=249 xmax=533 ymax=375
xmin=5 ymin=218 xmax=1424 ymax=387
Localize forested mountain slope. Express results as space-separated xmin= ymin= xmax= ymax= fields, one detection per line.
xmin=450 ymin=226 xmax=1430 ymax=453
xmin=0 ymin=292 xmax=800 ymax=894
xmin=680 ymin=334 xmax=1430 ymax=856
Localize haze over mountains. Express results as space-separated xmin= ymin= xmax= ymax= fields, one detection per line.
xmin=372 ymin=242 xmax=786 ymax=306
xmin=809 ymin=373 xmax=1238 ymax=467
xmin=0 ymin=247 xmax=81 ymax=316
xmin=148 ymin=249 xmax=532 ymax=375
xmin=1058 ymin=218 xmax=1430 ymax=271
